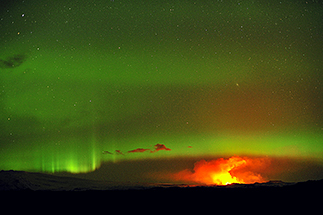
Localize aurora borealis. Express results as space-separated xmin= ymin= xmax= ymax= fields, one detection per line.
xmin=1 ymin=0 xmax=323 ymax=183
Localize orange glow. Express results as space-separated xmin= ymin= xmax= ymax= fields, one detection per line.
xmin=174 ymin=156 xmax=269 ymax=185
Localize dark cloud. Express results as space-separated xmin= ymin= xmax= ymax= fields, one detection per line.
xmin=102 ymin=151 xmax=113 ymax=155
xmin=128 ymin=148 xmax=151 ymax=153
xmin=127 ymin=144 xmax=171 ymax=154
xmin=0 ymin=54 xmax=27 ymax=69
xmin=151 ymin=144 xmax=171 ymax=153
xmin=115 ymin=150 xmax=124 ymax=155
xmin=102 ymin=150 xmax=124 ymax=155
xmin=103 ymin=144 xmax=171 ymax=155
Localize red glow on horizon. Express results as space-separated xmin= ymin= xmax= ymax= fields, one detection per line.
xmin=173 ymin=156 xmax=270 ymax=185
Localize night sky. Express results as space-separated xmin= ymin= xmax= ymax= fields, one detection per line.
xmin=1 ymin=0 xmax=323 ymax=183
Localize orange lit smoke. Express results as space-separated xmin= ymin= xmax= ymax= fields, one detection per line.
xmin=174 ymin=156 xmax=270 ymax=185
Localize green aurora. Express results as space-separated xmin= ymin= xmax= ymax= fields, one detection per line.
xmin=1 ymin=0 xmax=323 ymax=180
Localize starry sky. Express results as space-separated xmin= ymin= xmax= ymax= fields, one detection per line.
xmin=0 ymin=0 xmax=323 ymax=182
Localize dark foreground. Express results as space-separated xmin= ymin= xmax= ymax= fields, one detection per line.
xmin=1 ymin=170 xmax=323 ymax=197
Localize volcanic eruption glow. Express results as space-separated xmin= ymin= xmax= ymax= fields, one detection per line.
xmin=174 ymin=156 xmax=269 ymax=185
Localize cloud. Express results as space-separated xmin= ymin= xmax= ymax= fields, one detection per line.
xmin=102 ymin=150 xmax=124 ymax=155
xmin=0 ymin=54 xmax=27 ymax=69
xmin=105 ymin=144 xmax=172 ymax=155
xmin=127 ymin=148 xmax=151 ymax=153
xmin=115 ymin=150 xmax=124 ymax=155
xmin=127 ymin=144 xmax=171 ymax=154
xmin=102 ymin=151 xmax=113 ymax=155
xmin=151 ymin=144 xmax=171 ymax=153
